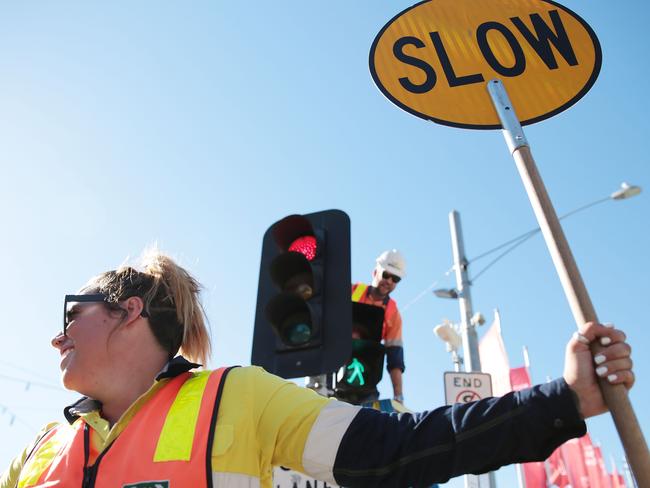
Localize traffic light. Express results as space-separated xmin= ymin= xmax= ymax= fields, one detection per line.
xmin=251 ymin=209 xmax=351 ymax=379
xmin=335 ymin=302 xmax=386 ymax=405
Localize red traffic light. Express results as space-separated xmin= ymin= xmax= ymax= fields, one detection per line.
xmin=288 ymin=235 xmax=317 ymax=261
xmin=252 ymin=209 xmax=351 ymax=379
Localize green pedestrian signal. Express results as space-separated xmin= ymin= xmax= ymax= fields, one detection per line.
xmin=346 ymin=357 xmax=366 ymax=386
xmin=335 ymin=303 xmax=385 ymax=405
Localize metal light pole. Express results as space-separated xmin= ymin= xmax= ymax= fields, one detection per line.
xmin=449 ymin=211 xmax=482 ymax=373
xmin=448 ymin=210 xmax=495 ymax=488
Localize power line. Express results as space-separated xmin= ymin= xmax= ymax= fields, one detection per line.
xmin=0 ymin=359 xmax=62 ymax=385
xmin=0 ymin=373 xmax=65 ymax=392
xmin=0 ymin=402 xmax=37 ymax=431
xmin=468 ymin=228 xmax=540 ymax=263
xmin=471 ymin=231 xmax=539 ymax=283
xmin=401 ymin=266 xmax=455 ymax=313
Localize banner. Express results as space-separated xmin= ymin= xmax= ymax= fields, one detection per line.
xmin=581 ymin=434 xmax=608 ymax=488
xmin=594 ymin=446 xmax=610 ymax=488
xmin=522 ymin=461 xmax=546 ymax=487
xmin=561 ymin=437 xmax=590 ymax=487
xmin=509 ymin=366 xmax=532 ymax=391
xmin=478 ymin=309 xmax=512 ymax=396
xmin=610 ymin=471 xmax=626 ymax=488
xmin=610 ymin=461 xmax=626 ymax=488
xmin=611 ymin=473 xmax=626 ymax=487
xmin=547 ymin=449 xmax=570 ymax=487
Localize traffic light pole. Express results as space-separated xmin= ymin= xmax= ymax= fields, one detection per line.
xmin=449 ymin=210 xmax=496 ymax=488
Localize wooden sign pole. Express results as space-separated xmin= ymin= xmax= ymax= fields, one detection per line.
xmin=487 ymin=79 xmax=649 ymax=486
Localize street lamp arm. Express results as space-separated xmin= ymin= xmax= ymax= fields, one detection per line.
xmin=554 ymin=196 xmax=609 ymax=221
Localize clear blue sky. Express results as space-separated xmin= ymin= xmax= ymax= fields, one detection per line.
xmin=0 ymin=2 xmax=647 ymax=486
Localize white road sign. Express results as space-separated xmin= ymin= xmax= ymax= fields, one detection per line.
xmin=444 ymin=371 xmax=493 ymax=405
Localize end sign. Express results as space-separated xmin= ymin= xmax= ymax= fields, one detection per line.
xmin=369 ymin=0 xmax=601 ymax=129
xmin=444 ymin=372 xmax=493 ymax=405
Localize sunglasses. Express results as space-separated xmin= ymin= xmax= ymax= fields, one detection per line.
xmin=63 ymin=293 xmax=151 ymax=336
xmin=63 ymin=294 xmax=108 ymax=336
xmin=382 ymin=271 xmax=401 ymax=283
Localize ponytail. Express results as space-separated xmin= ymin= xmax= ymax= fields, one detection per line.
xmin=139 ymin=250 xmax=211 ymax=365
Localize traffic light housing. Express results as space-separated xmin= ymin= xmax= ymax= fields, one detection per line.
xmin=251 ymin=210 xmax=351 ymax=378
xmin=335 ymin=302 xmax=386 ymax=404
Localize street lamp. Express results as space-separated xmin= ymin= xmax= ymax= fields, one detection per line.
xmin=433 ymin=288 xmax=458 ymax=299
xmin=611 ymin=182 xmax=641 ymax=200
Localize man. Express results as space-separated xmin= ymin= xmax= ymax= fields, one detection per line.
xmin=351 ymin=249 xmax=406 ymax=403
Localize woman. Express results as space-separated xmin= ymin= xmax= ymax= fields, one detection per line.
xmin=1 ymin=250 xmax=634 ymax=488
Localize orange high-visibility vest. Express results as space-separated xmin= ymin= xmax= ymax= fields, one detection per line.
xmin=17 ymin=367 xmax=231 ymax=488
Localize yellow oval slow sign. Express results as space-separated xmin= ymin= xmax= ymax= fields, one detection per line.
xmin=369 ymin=0 xmax=601 ymax=129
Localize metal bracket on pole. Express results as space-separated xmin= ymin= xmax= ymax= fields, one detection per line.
xmin=487 ymin=79 xmax=528 ymax=155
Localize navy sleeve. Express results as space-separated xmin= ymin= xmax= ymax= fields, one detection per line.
xmin=385 ymin=346 xmax=405 ymax=373
xmin=333 ymin=378 xmax=585 ymax=487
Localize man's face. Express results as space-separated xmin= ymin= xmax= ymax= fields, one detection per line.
xmin=373 ymin=268 xmax=401 ymax=296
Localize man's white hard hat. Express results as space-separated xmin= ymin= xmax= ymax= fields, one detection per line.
xmin=375 ymin=249 xmax=406 ymax=279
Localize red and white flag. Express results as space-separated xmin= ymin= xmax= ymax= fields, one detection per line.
xmin=560 ymin=437 xmax=590 ymax=487
xmin=610 ymin=461 xmax=626 ymax=488
xmin=522 ymin=461 xmax=547 ymax=487
xmin=581 ymin=434 xmax=611 ymax=488
xmin=547 ymin=448 xmax=570 ymax=487
xmin=509 ymin=366 xmax=532 ymax=391
xmin=511 ymin=365 xmax=545 ymax=487
xmin=478 ymin=309 xmax=512 ymax=397
xmin=594 ymin=446 xmax=611 ymax=488
xmin=611 ymin=473 xmax=626 ymax=488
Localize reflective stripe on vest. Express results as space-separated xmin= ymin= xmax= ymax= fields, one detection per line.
xmin=351 ymin=283 xmax=368 ymax=302
xmin=18 ymin=367 xmax=230 ymax=488
xmin=155 ymin=370 xmax=213 ymax=461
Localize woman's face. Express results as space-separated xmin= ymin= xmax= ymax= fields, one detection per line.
xmin=52 ymin=300 xmax=121 ymax=396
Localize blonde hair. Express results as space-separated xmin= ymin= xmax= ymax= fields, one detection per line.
xmin=83 ymin=249 xmax=211 ymax=365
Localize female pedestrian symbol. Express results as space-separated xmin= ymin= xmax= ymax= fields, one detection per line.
xmin=346 ymin=358 xmax=365 ymax=386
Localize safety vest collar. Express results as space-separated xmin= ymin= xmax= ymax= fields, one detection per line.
xmin=156 ymin=355 xmax=202 ymax=380
xmin=65 ymin=397 xmax=103 ymax=424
